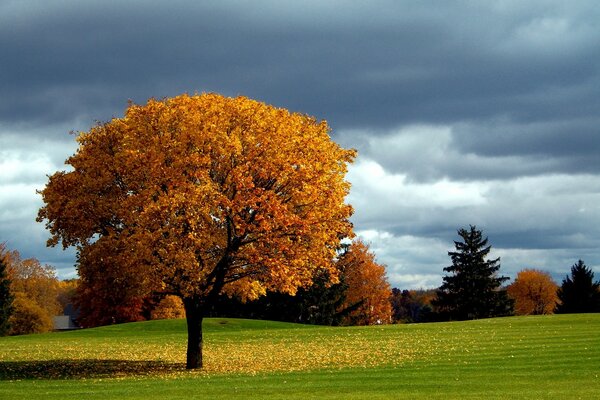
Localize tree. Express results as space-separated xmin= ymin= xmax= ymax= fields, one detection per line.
xmin=7 ymin=257 xmax=61 ymax=318
xmin=151 ymin=295 xmax=186 ymax=320
xmin=0 ymin=250 xmax=14 ymax=336
xmin=37 ymin=93 xmax=355 ymax=369
xmin=555 ymin=260 xmax=600 ymax=314
xmin=390 ymin=288 xmax=435 ymax=323
xmin=9 ymin=293 xmax=54 ymax=335
xmin=337 ymin=239 xmax=392 ymax=325
xmin=0 ymin=244 xmax=60 ymax=334
xmin=507 ymin=269 xmax=558 ymax=315
xmin=203 ymin=270 xmax=351 ymax=326
xmin=294 ymin=268 xmax=351 ymax=326
xmin=432 ymin=225 xmax=512 ymax=320
xmin=72 ymin=247 xmax=148 ymax=327
xmin=56 ymin=279 xmax=78 ymax=314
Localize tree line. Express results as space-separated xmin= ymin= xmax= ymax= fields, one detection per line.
xmin=0 ymin=238 xmax=392 ymax=333
xmin=390 ymin=226 xmax=600 ymax=322
xmin=0 ymin=243 xmax=76 ymax=336
xmin=2 ymin=225 xmax=599 ymax=337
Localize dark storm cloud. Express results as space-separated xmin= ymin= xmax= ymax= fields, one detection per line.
xmin=2 ymin=0 xmax=600 ymax=284
xmin=3 ymin=1 xmax=599 ymax=137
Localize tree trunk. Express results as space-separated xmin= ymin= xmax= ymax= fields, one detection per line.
xmin=183 ymin=297 xmax=204 ymax=369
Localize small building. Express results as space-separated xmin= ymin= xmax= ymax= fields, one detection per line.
xmin=53 ymin=303 xmax=80 ymax=331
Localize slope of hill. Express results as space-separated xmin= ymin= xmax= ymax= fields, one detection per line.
xmin=0 ymin=314 xmax=599 ymax=399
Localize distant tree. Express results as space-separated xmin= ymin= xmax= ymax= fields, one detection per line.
xmin=337 ymin=239 xmax=392 ymax=325
xmin=56 ymin=279 xmax=78 ymax=314
xmin=432 ymin=225 xmax=512 ymax=320
xmin=507 ymin=269 xmax=558 ymax=315
xmin=74 ymin=277 xmax=147 ymax=327
xmin=204 ymin=270 xmax=353 ymax=326
xmin=9 ymin=293 xmax=54 ymax=335
xmin=297 ymin=269 xmax=355 ymax=326
xmin=227 ymin=241 xmax=391 ymax=327
xmin=72 ymin=247 xmax=148 ymax=327
xmin=0 ymin=251 xmax=14 ymax=336
xmin=37 ymin=93 xmax=355 ymax=369
xmin=7 ymin=257 xmax=61 ymax=317
xmin=151 ymin=295 xmax=186 ymax=320
xmin=1 ymin=244 xmax=60 ymax=334
xmin=555 ymin=260 xmax=600 ymax=314
xmin=390 ymin=288 xmax=434 ymax=323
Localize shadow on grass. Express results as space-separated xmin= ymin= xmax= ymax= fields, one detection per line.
xmin=0 ymin=359 xmax=186 ymax=380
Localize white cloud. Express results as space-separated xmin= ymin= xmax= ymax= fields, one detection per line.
xmin=347 ymin=156 xmax=489 ymax=219
xmin=345 ymin=129 xmax=600 ymax=289
xmin=0 ymin=151 xmax=55 ymax=184
xmin=340 ymin=123 xmax=575 ymax=182
xmin=0 ymin=125 xmax=78 ymax=278
xmin=356 ymin=229 xmax=450 ymax=289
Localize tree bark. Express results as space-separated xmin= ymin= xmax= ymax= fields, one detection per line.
xmin=183 ymin=297 xmax=204 ymax=369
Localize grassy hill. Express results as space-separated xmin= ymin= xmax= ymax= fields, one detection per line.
xmin=0 ymin=314 xmax=599 ymax=399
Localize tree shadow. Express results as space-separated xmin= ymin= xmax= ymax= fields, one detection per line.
xmin=0 ymin=359 xmax=186 ymax=380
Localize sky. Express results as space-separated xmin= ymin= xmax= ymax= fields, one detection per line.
xmin=1 ymin=0 xmax=600 ymax=288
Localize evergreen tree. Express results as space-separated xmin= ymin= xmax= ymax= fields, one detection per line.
xmin=432 ymin=225 xmax=512 ymax=320
xmin=295 ymin=270 xmax=353 ymax=326
xmin=0 ymin=255 xmax=14 ymax=336
xmin=555 ymin=260 xmax=600 ymax=314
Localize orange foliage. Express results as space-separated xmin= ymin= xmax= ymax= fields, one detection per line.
xmin=56 ymin=279 xmax=78 ymax=313
xmin=507 ymin=269 xmax=559 ymax=315
xmin=151 ymin=295 xmax=186 ymax=320
xmin=72 ymin=240 xmax=149 ymax=327
xmin=337 ymin=239 xmax=392 ymax=325
xmin=0 ymin=244 xmax=60 ymax=318
xmin=37 ymin=93 xmax=355 ymax=367
xmin=9 ymin=292 xmax=54 ymax=335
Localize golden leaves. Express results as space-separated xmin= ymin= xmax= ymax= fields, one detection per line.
xmin=0 ymin=321 xmax=460 ymax=378
xmin=507 ymin=269 xmax=559 ymax=315
xmin=337 ymin=240 xmax=393 ymax=325
xmin=38 ymin=92 xmax=356 ymax=302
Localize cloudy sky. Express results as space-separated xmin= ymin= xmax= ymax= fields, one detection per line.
xmin=1 ymin=0 xmax=599 ymax=288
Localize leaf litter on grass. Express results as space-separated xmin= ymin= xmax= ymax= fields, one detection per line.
xmin=0 ymin=322 xmax=479 ymax=380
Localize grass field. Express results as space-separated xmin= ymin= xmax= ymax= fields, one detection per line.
xmin=0 ymin=314 xmax=599 ymax=399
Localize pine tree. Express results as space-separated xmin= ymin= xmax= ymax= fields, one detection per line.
xmin=555 ymin=260 xmax=600 ymax=314
xmin=0 ymin=255 xmax=14 ymax=336
xmin=432 ymin=225 xmax=512 ymax=320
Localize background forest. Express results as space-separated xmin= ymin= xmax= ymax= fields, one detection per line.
xmin=2 ymin=225 xmax=599 ymax=336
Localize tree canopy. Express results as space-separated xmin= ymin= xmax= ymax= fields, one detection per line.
xmin=37 ymin=93 xmax=355 ymax=368
xmin=555 ymin=260 xmax=600 ymax=314
xmin=0 ymin=243 xmax=60 ymax=335
xmin=432 ymin=225 xmax=512 ymax=320
xmin=507 ymin=269 xmax=558 ymax=315
xmin=0 ymin=248 xmax=14 ymax=336
xmin=336 ymin=239 xmax=392 ymax=325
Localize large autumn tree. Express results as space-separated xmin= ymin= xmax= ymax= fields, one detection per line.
xmin=432 ymin=225 xmax=512 ymax=320
xmin=37 ymin=93 xmax=355 ymax=369
xmin=507 ymin=269 xmax=558 ymax=315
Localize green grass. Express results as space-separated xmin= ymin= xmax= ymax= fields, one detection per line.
xmin=0 ymin=314 xmax=599 ymax=399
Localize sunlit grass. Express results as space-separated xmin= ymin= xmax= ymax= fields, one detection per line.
xmin=0 ymin=314 xmax=599 ymax=399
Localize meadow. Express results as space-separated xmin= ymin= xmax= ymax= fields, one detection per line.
xmin=0 ymin=314 xmax=599 ymax=399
